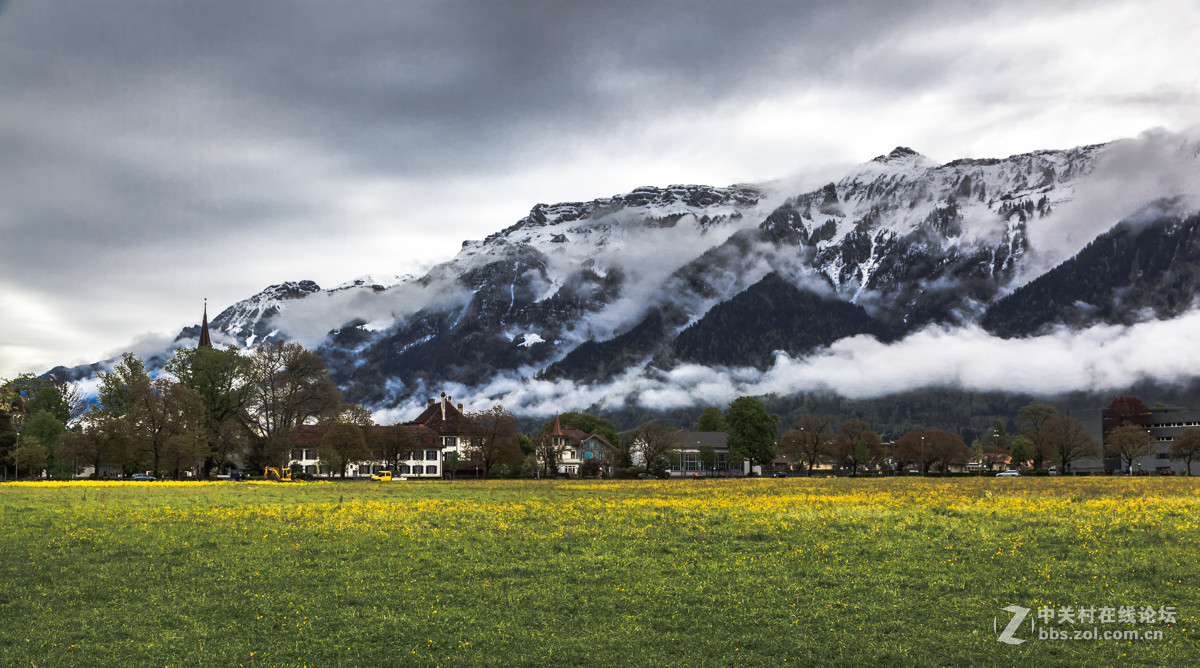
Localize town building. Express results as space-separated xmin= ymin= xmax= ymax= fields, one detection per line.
xmin=550 ymin=417 xmax=613 ymax=475
xmin=667 ymin=430 xmax=741 ymax=476
xmin=286 ymin=392 xmax=475 ymax=478
xmin=1071 ymin=405 xmax=1200 ymax=474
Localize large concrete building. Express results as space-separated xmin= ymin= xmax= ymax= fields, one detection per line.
xmin=1070 ymin=405 xmax=1200 ymax=475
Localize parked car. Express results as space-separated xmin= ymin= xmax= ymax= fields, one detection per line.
xmin=773 ymin=471 xmax=789 ymax=478
xmin=131 ymin=473 xmax=156 ymax=481
xmin=995 ymin=470 xmax=1020 ymax=477
xmin=228 ymin=469 xmax=249 ymax=481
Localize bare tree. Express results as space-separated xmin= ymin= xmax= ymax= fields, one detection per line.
xmin=372 ymin=424 xmax=421 ymax=472
xmin=1170 ymin=428 xmax=1200 ymax=476
xmin=1106 ymin=424 xmax=1154 ymax=473
xmin=534 ymin=433 xmax=565 ymax=476
xmin=777 ymin=415 xmax=833 ymax=476
xmin=244 ymin=341 xmax=341 ymax=467
xmin=320 ymin=423 xmax=371 ymax=478
xmin=625 ymin=422 xmax=681 ymax=477
xmin=834 ymin=418 xmax=881 ymax=476
xmin=464 ymin=405 xmax=523 ymax=476
xmin=1018 ymin=402 xmax=1059 ymax=470
xmin=1051 ymin=417 xmax=1099 ymax=474
xmin=892 ymin=430 xmax=931 ymax=474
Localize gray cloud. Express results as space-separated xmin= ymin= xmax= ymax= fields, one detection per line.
xmin=2 ymin=0 xmax=1197 ymax=377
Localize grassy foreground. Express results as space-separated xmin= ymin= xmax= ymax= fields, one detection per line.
xmin=1 ymin=478 xmax=1198 ymax=667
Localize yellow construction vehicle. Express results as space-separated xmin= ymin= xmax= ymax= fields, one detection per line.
xmin=264 ymin=466 xmax=296 ymax=482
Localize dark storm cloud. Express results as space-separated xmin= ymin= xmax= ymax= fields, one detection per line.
xmin=0 ymin=0 xmax=1187 ymax=378
xmin=2 ymin=0 xmax=996 ymax=303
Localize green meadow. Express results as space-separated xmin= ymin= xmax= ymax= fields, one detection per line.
xmin=1 ymin=478 xmax=1197 ymax=666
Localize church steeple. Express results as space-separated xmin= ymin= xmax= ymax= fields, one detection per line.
xmin=198 ymin=299 xmax=212 ymax=349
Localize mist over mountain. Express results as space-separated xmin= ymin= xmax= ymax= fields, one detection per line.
xmin=49 ymin=130 xmax=1200 ymax=422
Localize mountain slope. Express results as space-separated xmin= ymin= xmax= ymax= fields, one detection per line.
xmin=982 ymin=202 xmax=1200 ymax=337
xmin=47 ymin=131 xmax=1200 ymax=416
xmin=670 ymin=273 xmax=894 ymax=369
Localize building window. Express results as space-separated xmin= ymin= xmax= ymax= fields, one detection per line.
xmin=426 ymin=465 xmax=439 ymax=475
xmin=399 ymin=464 xmax=410 ymax=475
xmin=425 ymin=449 xmax=438 ymax=460
xmin=442 ymin=436 xmax=457 ymax=448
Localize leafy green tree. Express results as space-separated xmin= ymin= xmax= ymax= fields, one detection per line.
xmin=1169 ymin=428 xmax=1200 ymax=476
xmin=24 ymin=411 xmax=66 ymax=454
xmin=0 ymin=406 xmax=16 ymax=478
xmin=444 ymin=451 xmax=459 ymax=479
xmin=127 ymin=378 xmax=208 ymax=477
xmin=1106 ymin=424 xmax=1154 ymax=473
xmin=725 ymin=396 xmax=778 ymax=473
xmin=697 ymin=406 xmax=726 ymax=432
xmin=9 ymin=436 xmax=48 ymax=478
xmin=23 ymin=411 xmax=66 ymax=476
xmin=97 ymin=353 xmax=150 ymax=418
xmin=579 ymin=458 xmax=602 ymax=478
xmin=698 ymin=444 xmax=717 ymax=475
xmin=64 ymin=414 xmax=132 ymax=478
xmin=165 ymin=345 xmax=254 ymax=477
xmin=1009 ymin=436 xmax=1034 ymax=469
xmin=517 ymin=434 xmax=535 ymax=456
xmin=4 ymin=373 xmax=83 ymax=424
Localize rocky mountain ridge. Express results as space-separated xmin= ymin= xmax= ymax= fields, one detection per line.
xmin=48 ymin=131 xmax=1200 ymax=416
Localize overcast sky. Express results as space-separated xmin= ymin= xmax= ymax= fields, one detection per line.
xmin=2 ymin=0 xmax=1198 ymax=380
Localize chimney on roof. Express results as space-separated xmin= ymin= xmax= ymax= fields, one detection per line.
xmin=458 ymin=403 xmax=463 ymax=412
xmin=427 ymin=398 xmax=435 ymax=408
xmin=440 ymin=393 xmax=447 ymax=421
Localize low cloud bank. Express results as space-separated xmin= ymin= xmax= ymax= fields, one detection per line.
xmin=376 ymin=308 xmax=1200 ymax=421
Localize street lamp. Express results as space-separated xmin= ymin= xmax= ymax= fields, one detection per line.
xmin=921 ymin=435 xmax=925 ymax=477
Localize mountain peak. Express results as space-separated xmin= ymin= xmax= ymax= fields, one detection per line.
xmin=872 ymin=146 xmax=926 ymax=163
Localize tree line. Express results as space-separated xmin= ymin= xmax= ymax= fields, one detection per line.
xmin=6 ymin=344 xmax=1200 ymax=479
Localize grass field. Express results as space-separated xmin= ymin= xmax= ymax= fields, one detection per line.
xmin=1 ymin=478 xmax=1198 ymax=666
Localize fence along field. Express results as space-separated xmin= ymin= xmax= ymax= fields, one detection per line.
xmin=1 ymin=478 xmax=1198 ymax=666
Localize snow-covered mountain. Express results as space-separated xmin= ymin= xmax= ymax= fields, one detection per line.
xmin=50 ymin=130 xmax=1200 ymax=418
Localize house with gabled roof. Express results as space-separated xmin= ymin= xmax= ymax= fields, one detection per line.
xmin=403 ymin=392 xmax=485 ymax=477
xmin=551 ymin=416 xmax=613 ymax=476
xmin=285 ymin=391 xmax=476 ymax=478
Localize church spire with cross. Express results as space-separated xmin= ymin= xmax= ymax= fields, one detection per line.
xmin=198 ymin=299 xmax=212 ymax=349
